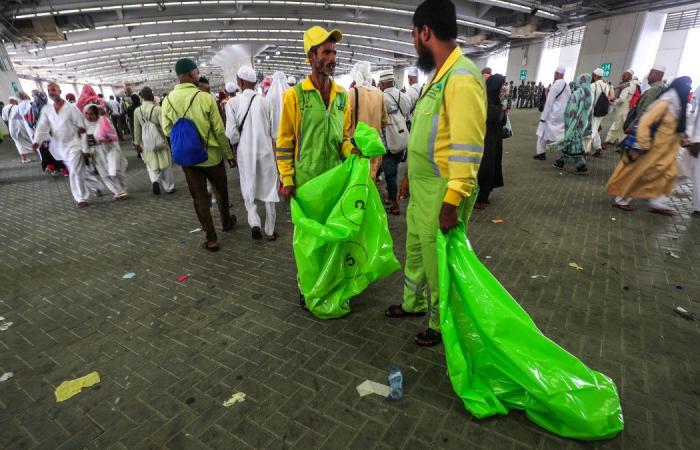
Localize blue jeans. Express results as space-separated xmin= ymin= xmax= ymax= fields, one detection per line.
xmin=382 ymin=151 xmax=404 ymax=202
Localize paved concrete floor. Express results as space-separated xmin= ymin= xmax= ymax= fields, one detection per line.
xmin=0 ymin=109 xmax=698 ymax=450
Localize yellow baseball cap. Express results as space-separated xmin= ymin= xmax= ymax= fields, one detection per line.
xmin=303 ymin=26 xmax=343 ymax=55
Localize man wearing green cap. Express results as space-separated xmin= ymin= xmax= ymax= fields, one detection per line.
xmin=276 ymin=26 xmax=355 ymax=308
xmin=162 ymin=58 xmax=236 ymax=252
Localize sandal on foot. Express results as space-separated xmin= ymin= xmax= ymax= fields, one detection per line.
xmin=75 ymin=202 xmax=89 ymax=209
xmin=265 ymin=232 xmax=279 ymax=241
xmin=385 ymin=207 xmax=400 ymax=216
xmin=385 ymin=305 xmax=426 ymax=318
xmin=612 ymin=203 xmax=634 ymax=212
xmin=203 ymin=241 xmax=220 ymax=252
xmin=299 ymin=293 xmax=308 ymax=311
xmin=222 ymin=214 xmax=237 ymax=232
xmin=415 ymin=329 xmax=442 ymax=347
xmin=649 ymin=207 xmax=677 ymax=217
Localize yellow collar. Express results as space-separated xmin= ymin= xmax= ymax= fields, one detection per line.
xmin=429 ymin=47 xmax=463 ymax=87
xmin=302 ymin=75 xmax=343 ymax=93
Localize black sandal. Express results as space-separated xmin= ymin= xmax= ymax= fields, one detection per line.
xmin=415 ymin=329 xmax=442 ymax=347
xmin=299 ymin=293 xmax=308 ymax=311
xmin=385 ymin=305 xmax=426 ymax=318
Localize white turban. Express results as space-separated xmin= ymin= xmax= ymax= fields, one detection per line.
xmin=625 ymin=69 xmax=634 ymax=75
xmin=652 ymin=64 xmax=666 ymax=72
xmin=237 ymin=66 xmax=257 ymax=83
xmin=287 ymin=76 xmax=296 ymax=85
xmin=350 ymin=61 xmax=372 ymax=88
xmin=593 ymin=68 xmax=604 ymax=77
xmin=225 ymin=81 xmax=237 ymax=93
xmin=379 ymin=70 xmax=394 ymax=82
xmin=555 ymin=65 xmax=567 ymax=74
xmin=406 ymin=67 xmax=419 ymax=77
xmin=8 ymin=96 xmax=18 ymax=102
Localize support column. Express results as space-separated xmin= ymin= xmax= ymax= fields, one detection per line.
xmin=393 ymin=67 xmax=406 ymax=90
xmin=576 ymin=12 xmax=666 ymax=83
xmin=0 ymin=44 xmax=22 ymax=134
xmin=654 ymin=29 xmax=689 ymax=81
xmin=505 ymin=42 xmax=545 ymax=84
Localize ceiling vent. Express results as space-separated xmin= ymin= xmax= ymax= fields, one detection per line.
xmin=11 ymin=17 xmax=65 ymax=42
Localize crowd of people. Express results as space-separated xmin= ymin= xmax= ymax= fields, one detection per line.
xmin=1 ymin=0 xmax=698 ymax=344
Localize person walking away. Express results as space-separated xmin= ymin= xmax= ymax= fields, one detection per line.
xmin=225 ymin=66 xmax=280 ymax=241
xmin=605 ymin=70 xmax=639 ymax=147
xmin=384 ymin=0 xmax=486 ymax=347
xmin=378 ymin=70 xmax=411 ymax=215
xmin=133 ymin=86 xmax=176 ymax=195
xmin=161 ymin=58 xmax=237 ymax=252
xmin=32 ymin=83 xmax=95 ymax=208
xmin=475 ymin=74 xmax=506 ymax=208
xmin=586 ymin=68 xmax=611 ymax=157
xmin=267 ymin=71 xmax=289 ymax=143
xmin=551 ymin=74 xmax=594 ymax=173
xmin=535 ymin=65 xmax=571 ymax=160
xmin=81 ymin=104 xmax=129 ymax=200
xmin=276 ymin=25 xmax=356 ymax=309
xmin=517 ymin=80 xmax=527 ymax=108
xmin=106 ymin=95 xmax=123 ymax=140
xmin=348 ymin=61 xmax=389 ymax=180
xmin=404 ymin=67 xmax=422 ymax=129
xmin=4 ymin=96 xmax=34 ymax=163
xmin=606 ymin=76 xmax=692 ymax=216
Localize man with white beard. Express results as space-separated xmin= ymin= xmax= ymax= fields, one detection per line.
xmin=534 ymin=65 xmax=570 ymax=161
xmin=32 ymin=82 xmax=96 ymax=208
xmin=225 ymin=66 xmax=279 ymax=240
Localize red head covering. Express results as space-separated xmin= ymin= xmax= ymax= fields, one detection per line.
xmin=77 ymin=85 xmax=103 ymax=111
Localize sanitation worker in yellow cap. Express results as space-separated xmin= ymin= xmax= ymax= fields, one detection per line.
xmin=276 ymin=26 xmax=356 ymax=309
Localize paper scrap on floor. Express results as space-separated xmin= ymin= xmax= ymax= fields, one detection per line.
xmin=356 ymin=380 xmax=391 ymax=398
xmin=55 ymin=371 xmax=101 ymax=402
xmin=222 ymin=392 xmax=246 ymax=407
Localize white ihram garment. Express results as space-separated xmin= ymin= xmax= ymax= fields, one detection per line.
xmin=33 ymin=101 xmax=92 ymax=202
xmin=606 ymin=80 xmax=639 ymax=144
xmin=82 ymin=119 xmax=128 ymax=197
xmin=535 ymin=79 xmax=570 ymax=155
xmin=225 ymin=89 xmax=279 ymax=235
xmin=266 ymin=71 xmax=289 ymax=142
xmin=6 ymin=103 xmax=34 ymax=156
xmin=586 ymin=80 xmax=611 ymax=153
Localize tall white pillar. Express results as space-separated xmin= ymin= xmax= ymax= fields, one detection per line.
xmin=576 ymin=12 xmax=666 ymax=82
xmin=505 ymin=42 xmax=545 ymax=84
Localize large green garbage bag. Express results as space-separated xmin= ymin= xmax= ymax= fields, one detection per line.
xmin=290 ymin=154 xmax=400 ymax=319
xmin=437 ymin=222 xmax=624 ymax=440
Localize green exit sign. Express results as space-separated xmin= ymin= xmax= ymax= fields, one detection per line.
xmin=519 ymin=69 xmax=527 ymax=80
xmin=601 ymin=63 xmax=612 ymax=77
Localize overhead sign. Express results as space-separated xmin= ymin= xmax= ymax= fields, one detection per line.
xmin=601 ymin=63 xmax=612 ymax=77
xmin=519 ymin=69 xmax=527 ymax=80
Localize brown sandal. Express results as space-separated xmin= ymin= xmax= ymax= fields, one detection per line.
xmin=265 ymin=232 xmax=279 ymax=241
xmin=612 ymin=203 xmax=634 ymax=212
xmin=385 ymin=305 xmax=426 ymax=318
xmin=649 ymin=208 xmax=677 ymax=217
xmin=203 ymin=241 xmax=220 ymax=252
xmin=415 ymin=329 xmax=442 ymax=347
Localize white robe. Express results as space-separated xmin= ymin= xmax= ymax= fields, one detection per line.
xmin=6 ymin=103 xmax=34 ymax=155
xmin=536 ymin=79 xmax=570 ymax=142
xmin=34 ymin=101 xmax=92 ymax=202
xmin=82 ymin=119 xmax=128 ymax=197
xmin=606 ymin=80 xmax=639 ymax=144
xmin=225 ymin=89 xmax=279 ymax=204
xmin=586 ymin=80 xmax=611 ymax=152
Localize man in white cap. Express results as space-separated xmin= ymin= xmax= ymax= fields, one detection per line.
xmin=534 ymin=65 xmax=570 ymax=160
xmin=405 ymin=67 xmax=422 ymax=119
xmin=635 ymin=65 xmax=666 ymax=118
xmin=226 ymin=65 xmax=279 ymax=240
xmin=287 ymin=76 xmax=297 ymax=87
xmin=586 ymin=67 xmax=612 ymax=157
xmin=604 ymin=69 xmax=639 ymax=147
xmin=378 ymin=69 xmax=411 ymax=214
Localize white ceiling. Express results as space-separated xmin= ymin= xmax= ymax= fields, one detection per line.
xmin=0 ymin=0 xmax=695 ymax=90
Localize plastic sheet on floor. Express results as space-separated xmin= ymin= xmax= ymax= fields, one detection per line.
xmin=55 ymin=371 xmax=101 ymax=402
xmin=437 ymin=222 xmax=624 ymax=440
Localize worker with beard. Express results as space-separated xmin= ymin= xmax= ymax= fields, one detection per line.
xmin=384 ymin=0 xmax=486 ymax=347
xmin=276 ymin=26 xmax=356 ymax=310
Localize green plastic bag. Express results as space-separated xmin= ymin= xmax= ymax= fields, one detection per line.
xmin=291 ymin=154 xmax=400 ymax=319
xmin=437 ymin=222 xmax=624 ymax=440
xmin=352 ymin=122 xmax=386 ymax=157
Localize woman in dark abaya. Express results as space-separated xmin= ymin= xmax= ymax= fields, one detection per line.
xmin=475 ymin=73 xmax=506 ymax=208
